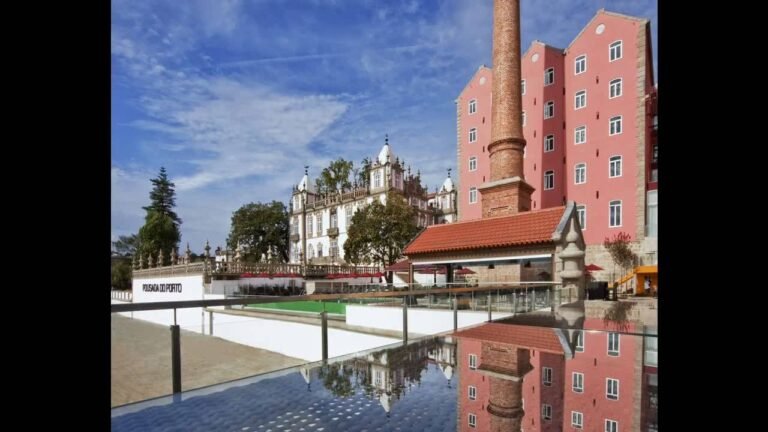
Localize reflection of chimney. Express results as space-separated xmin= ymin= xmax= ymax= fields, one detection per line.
xmin=479 ymin=0 xmax=535 ymax=218
xmin=478 ymin=342 xmax=533 ymax=432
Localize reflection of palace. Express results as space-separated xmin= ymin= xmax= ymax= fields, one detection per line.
xmin=304 ymin=337 xmax=458 ymax=415
xmin=455 ymin=315 xmax=657 ymax=431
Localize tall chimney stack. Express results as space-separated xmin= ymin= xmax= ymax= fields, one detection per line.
xmin=479 ymin=0 xmax=535 ymax=218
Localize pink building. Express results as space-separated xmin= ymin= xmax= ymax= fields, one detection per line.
xmin=456 ymin=10 xmax=658 ymax=275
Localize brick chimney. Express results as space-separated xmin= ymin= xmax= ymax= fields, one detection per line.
xmin=479 ymin=0 xmax=535 ymax=218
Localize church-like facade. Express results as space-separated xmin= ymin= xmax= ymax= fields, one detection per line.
xmin=289 ymin=137 xmax=458 ymax=265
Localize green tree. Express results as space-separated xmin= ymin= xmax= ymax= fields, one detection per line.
xmin=358 ymin=157 xmax=372 ymax=188
xmin=137 ymin=167 xmax=183 ymax=265
xmin=344 ymin=192 xmax=420 ymax=277
xmin=112 ymin=234 xmax=140 ymax=257
xmin=111 ymin=259 xmax=132 ymax=290
xmin=315 ymin=158 xmax=354 ymax=195
xmin=227 ymin=201 xmax=289 ymax=262
xmin=142 ymin=167 xmax=182 ymax=225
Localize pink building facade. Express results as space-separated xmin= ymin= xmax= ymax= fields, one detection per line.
xmin=456 ymin=10 xmax=658 ymax=274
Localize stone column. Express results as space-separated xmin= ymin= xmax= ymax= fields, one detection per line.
xmin=478 ymin=342 xmax=532 ymax=432
xmin=479 ymin=0 xmax=534 ymax=218
xmin=171 ymin=247 xmax=178 ymax=265
xmin=158 ymin=249 xmax=164 ymax=267
xmin=559 ymin=218 xmax=586 ymax=300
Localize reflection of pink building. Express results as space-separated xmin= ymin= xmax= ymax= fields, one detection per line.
xmin=456 ymin=10 xmax=658 ymax=271
xmin=455 ymin=319 xmax=656 ymax=431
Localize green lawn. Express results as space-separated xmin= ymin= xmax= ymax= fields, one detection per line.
xmin=248 ymin=301 xmax=346 ymax=315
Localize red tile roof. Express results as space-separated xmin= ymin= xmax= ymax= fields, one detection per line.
xmin=384 ymin=259 xmax=412 ymax=272
xmin=404 ymin=207 xmax=565 ymax=255
xmin=453 ymin=323 xmax=565 ymax=354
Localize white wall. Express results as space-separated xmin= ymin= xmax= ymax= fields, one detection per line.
xmin=346 ymin=305 xmax=512 ymax=335
xmin=132 ymin=275 xmax=205 ymax=303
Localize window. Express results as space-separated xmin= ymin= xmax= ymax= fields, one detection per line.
xmin=469 ymin=353 xmax=477 ymax=369
xmin=609 ymin=41 xmax=623 ymax=62
xmin=575 ymin=163 xmax=586 ymax=184
xmin=317 ymin=242 xmax=323 ymax=257
xmin=469 ymin=127 xmax=477 ymax=143
xmin=609 ymin=156 xmax=622 ymax=178
xmin=373 ymin=170 xmax=382 ymax=188
xmin=572 ymin=372 xmax=584 ymax=393
xmin=575 ymin=126 xmax=586 ymax=144
xmin=544 ymin=67 xmax=554 ymax=85
xmin=575 ymin=90 xmax=586 ymax=110
xmin=544 ymin=134 xmax=554 ymax=152
xmin=468 ymin=413 xmax=477 ymax=428
xmin=609 ymin=78 xmax=622 ymax=98
xmin=577 ymin=205 xmax=586 ymax=230
xmin=606 ymin=378 xmax=619 ymax=400
xmin=330 ymin=211 xmax=338 ymax=228
xmin=521 ymin=79 xmax=526 ymax=95
xmin=572 ymin=411 xmax=584 ymax=429
xmin=575 ymin=55 xmax=586 ymax=74
xmin=291 ymin=217 xmax=298 ymax=235
xmin=609 ymin=200 xmax=622 ymax=227
xmin=330 ymin=239 xmax=338 ymax=258
xmin=609 ymin=116 xmax=622 ymax=135
xmin=469 ymin=156 xmax=477 ymax=171
xmin=316 ymin=213 xmax=323 ymax=235
xmin=307 ymin=215 xmax=313 ymax=237
xmin=606 ymin=419 xmax=618 ymax=432
xmin=544 ymin=101 xmax=554 ymax=119
xmin=544 ymin=170 xmax=554 ymax=190
xmin=469 ymin=187 xmax=478 ymax=204
xmin=469 ymin=99 xmax=477 ymax=114
xmin=575 ymin=330 xmax=584 ymax=351
xmin=307 ymin=244 xmax=314 ymax=259
xmin=542 ymin=404 xmax=552 ymax=420
xmin=608 ymin=332 xmax=620 ymax=356
xmin=542 ymin=367 xmax=553 ymax=386
xmin=468 ymin=385 xmax=477 ymax=400
xmin=345 ymin=204 xmax=353 ymax=228
xmin=522 ymin=110 xmax=526 ymax=126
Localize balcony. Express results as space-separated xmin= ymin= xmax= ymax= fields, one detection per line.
xmin=290 ymin=233 xmax=301 ymax=242
xmin=327 ymin=227 xmax=339 ymax=238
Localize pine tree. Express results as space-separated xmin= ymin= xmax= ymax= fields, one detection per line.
xmin=138 ymin=167 xmax=182 ymax=266
xmin=142 ymin=167 xmax=182 ymax=225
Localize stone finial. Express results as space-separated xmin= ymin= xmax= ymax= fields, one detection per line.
xmin=234 ymin=245 xmax=242 ymax=263
xmin=204 ymin=240 xmax=211 ymax=258
xmin=384 ymin=134 xmax=389 ymax=146
xmin=447 ymin=168 xmax=451 ymax=178
xmin=305 ymin=165 xmax=309 ymax=176
xmin=132 ymin=254 xmax=139 ymax=270
xmin=559 ymin=217 xmax=586 ymax=300
xmin=171 ymin=247 xmax=178 ymax=265
xmin=148 ymin=253 xmax=155 ymax=268
xmin=139 ymin=254 xmax=145 ymax=269
xmin=185 ymin=242 xmax=191 ymax=264
xmin=158 ymin=249 xmax=164 ymax=267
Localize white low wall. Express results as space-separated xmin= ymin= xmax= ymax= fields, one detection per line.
xmin=346 ymin=305 xmax=513 ymax=335
xmin=133 ymin=274 xmax=205 ymax=302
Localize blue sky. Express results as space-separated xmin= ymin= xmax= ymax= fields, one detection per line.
xmin=112 ymin=0 xmax=657 ymax=253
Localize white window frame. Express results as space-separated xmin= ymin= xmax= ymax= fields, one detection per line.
xmin=575 ymin=126 xmax=586 ymax=144
xmin=469 ymin=156 xmax=477 ymax=172
xmin=606 ymin=419 xmax=619 ymax=432
xmin=572 ymin=411 xmax=584 ymax=429
xmin=542 ymin=367 xmax=553 ymax=386
xmin=575 ymin=163 xmax=587 ymax=185
xmin=345 ymin=204 xmax=353 ymax=228
xmin=609 ymin=40 xmax=623 ymax=62
xmin=544 ymin=134 xmax=554 ymax=152
xmin=522 ymin=110 xmax=526 ymax=127
xmin=316 ymin=213 xmax=323 ymax=235
xmin=469 ymin=353 xmax=477 ymax=369
xmin=572 ymin=372 xmax=584 ymax=393
xmin=577 ymin=205 xmax=586 ymax=230
xmin=317 ymin=242 xmax=323 ymax=257
xmin=609 ymin=116 xmax=622 ymax=136
xmin=374 ymin=170 xmax=382 ymax=188
xmin=544 ymin=67 xmax=554 ymax=86
xmin=469 ymin=187 xmax=478 ymax=204
xmin=609 ymin=78 xmax=622 ymax=99
xmin=469 ymin=127 xmax=477 ymax=143
xmin=606 ymin=378 xmax=619 ymax=400
xmin=574 ymin=90 xmax=586 ymax=110
xmin=544 ymin=101 xmax=554 ymax=119
xmin=609 ymin=200 xmax=622 ymax=227
xmin=544 ymin=170 xmax=554 ymax=190
xmin=608 ymin=332 xmax=620 ymax=356
xmin=542 ymin=404 xmax=552 ymax=421
xmin=468 ymin=98 xmax=477 ymax=115
xmin=468 ymin=385 xmax=477 ymax=400
xmin=609 ymin=156 xmax=622 ymax=178
xmin=307 ymin=215 xmax=313 ymax=237
xmin=468 ymin=413 xmax=477 ymax=428
xmin=521 ymin=79 xmax=526 ymax=95
xmin=575 ymin=55 xmax=587 ymax=75
xmin=576 ymin=330 xmax=585 ymax=351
